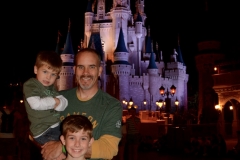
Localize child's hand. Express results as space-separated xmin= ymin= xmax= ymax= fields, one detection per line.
xmin=54 ymin=98 xmax=60 ymax=109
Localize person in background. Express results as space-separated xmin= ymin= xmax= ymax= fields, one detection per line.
xmin=23 ymin=50 xmax=68 ymax=146
xmin=0 ymin=96 xmax=22 ymax=160
xmin=126 ymin=106 xmax=141 ymax=160
xmin=60 ymin=115 xmax=94 ymax=160
xmin=41 ymin=48 xmax=122 ymax=160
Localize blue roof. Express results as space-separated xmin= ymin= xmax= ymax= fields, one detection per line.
xmin=147 ymin=52 xmax=158 ymax=69
xmin=136 ymin=12 xmax=142 ymax=22
xmin=61 ymin=31 xmax=74 ymax=55
xmin=176 ymin=45 xmax=186 ymax=66
xmin=88 ymin=33 xmax=104 ymax=61
xmin=55 ymin=42 xmax=60 ymax=54
xmin=86 ymin=0 xmax=92 ymax=12
xmin=145 ymin=36 xmax=152 ymax=53
xmin=115 ymin=28 xmax=128 ymax=52
xmin=113 ymin=61 xmax=130 ymax=65
xmin=63 ymin=62 xmax=74 ymax=66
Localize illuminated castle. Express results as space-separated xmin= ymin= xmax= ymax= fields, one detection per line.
xmin=57 ymin=0 xmax=189 ymax=112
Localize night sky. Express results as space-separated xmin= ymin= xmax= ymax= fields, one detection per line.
xmin=2 ymin=0 xmax=240 ymax=96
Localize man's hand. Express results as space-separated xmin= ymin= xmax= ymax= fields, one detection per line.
xmin=84 ymin=145 xmax=92 ymax=159
xmin=41 ymin=141 xmax=65 ymax=160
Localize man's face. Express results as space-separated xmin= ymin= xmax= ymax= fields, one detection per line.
xmin=74 ymin=51 xmax=102 ymax=90
xmin=34 ymin=64 xmax=58 ymax=87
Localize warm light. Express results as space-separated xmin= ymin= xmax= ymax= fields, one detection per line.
xmin=134 ymin=105 xmax=138 ymax=109
xmin=20 ymin=100 xmax=23 ymax=103
xmin=175 ymin=98 xmax=179 ymax=106
xmin=215 ymin=105 xmax=220 ymax=110
xmin=159 ymin=85 xmax=165 ymax=95
xmin=129 ymin=97 xmax=133 ymax=106
xmin=122 ymin=98 xmax=126 ymax=104
xmin=230 ymin=106 xmax=233 ymax=110
xmin=158 ymin=99 xmax=163 ymax=108
xmin=170 ymin=85 xmax=176 ymax=95
xmin=143 ymin=99 xmax=147 ymax=105
xmin=214 ymin=67 xmax=217 ymax=71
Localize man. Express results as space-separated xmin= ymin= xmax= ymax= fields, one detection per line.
xmin=41 ymin=48 xmax=122 ymax=160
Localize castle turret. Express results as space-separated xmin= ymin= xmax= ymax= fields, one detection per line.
xmin=97 ymin=0 xmax=105 ymax=20
xmin=110 ymin=0 xmax=131 ymax=50
xmin=58 ymin=19 xmax=74 ymax=91
xmin=111 ymin=27 xmax=131 ymax=106
xmin=143 ymin=27 xmax=151 ymax=59
xmin=135 ymin=12 xmax=143 ymax=75
xmin=135 ymin=0 xmax=146 ymax=23
xmin=55 ymin=30 xmax=61 ymax=54
xmin=84 ymin=0 xmax=94 ymax=47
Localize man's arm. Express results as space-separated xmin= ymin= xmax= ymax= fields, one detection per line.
xmin=86 ymin=135 xmax=120 ymax=159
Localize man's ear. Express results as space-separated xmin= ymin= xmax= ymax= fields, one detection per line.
xmin=60 ymin=135 xmax=66 ymax=145
xmin=34 ymin=65 xmax=38 ymax=74
xmin=88 ymin=137 xmax=94 ymax=147
xmin=98 ymin=66 xmax=103 ymax=77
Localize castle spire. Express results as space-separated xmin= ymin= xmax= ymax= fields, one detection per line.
xmin=115 ymin=27 xmax=128 ymax=53
xmin=147 ymin=41 xmax=157 ymax=69
xmin=55 ymin=30 xmax=62 ymax=54
xmin=62 ymin=18 xmax=74 ymax=55
xmin=86 ymin=0 xmax=93 ymax=12
xmin=176 ymin=34 xmax=186 ymax=66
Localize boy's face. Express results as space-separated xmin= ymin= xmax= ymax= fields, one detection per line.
xmin=60 ymin=129 xmax=93 ymax=159
xmin=34 ymin=64 xmax=58 ymax=87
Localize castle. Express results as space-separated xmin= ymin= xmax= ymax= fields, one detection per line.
xmin=56 ymin=0 xmax=189 ymax=113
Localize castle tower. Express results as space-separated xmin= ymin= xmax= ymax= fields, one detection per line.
xmin=84 ymin=0 xmax=94 ymax=47
xmin=134 ymin=0 xmax=146 ymax=24
xmin=165 ymin=38 xmax=188 ymax=112
xmin=97 ymin=0 xmax=105 ymax=20
xmin=110 ymin=0 xmax=131 ymax=51
xmin=111 ymin=27 xmax=131 ymax=105
xmin=135 ymin=12 xmax=143 ymax=75
xmin=58 ymin=19 xmax=75 ymax=91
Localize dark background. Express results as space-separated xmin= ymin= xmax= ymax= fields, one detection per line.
xmin=2 ymin=0 xmax=240 ymax=99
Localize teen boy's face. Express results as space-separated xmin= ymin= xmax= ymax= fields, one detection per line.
xmin=34 ymin=65 xmax=58 ymax=87
xmin=60 ymin=129 xmax=93 ymax=159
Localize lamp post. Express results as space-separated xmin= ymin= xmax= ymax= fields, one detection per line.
xmin=142 ymin=99 xmax=147 ymax=110
xmin=175 ymin=97 xmax=179 ymax=113
xmin=122 ymin=97 xmax=134 ymax=110
xmin=156 ymin=99 xmax=164 ymax=119
xmin=159 ymin=85 xmax=176 ymax=123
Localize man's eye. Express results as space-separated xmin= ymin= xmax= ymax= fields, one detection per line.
xmin=90 ymin=66 xmax=96 ymax=69
xmin=43 ymin=71 xmax=47 ymax=73
xmin=78 ymin=66 xmax=84 ymax=69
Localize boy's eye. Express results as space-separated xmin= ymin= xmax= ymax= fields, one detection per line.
xmin=81 ymin=137 xmax=87 ymax=141
xmin=43 ymin=71 xmax=47 ymax=73
xmin=52 ymin=73 xmax=57 ymax=77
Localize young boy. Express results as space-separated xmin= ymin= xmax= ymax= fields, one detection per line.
xmin=23 ymin=50 xmax=68 ymax=146
xmin=60 ymin=115 xmax=94 ymax=160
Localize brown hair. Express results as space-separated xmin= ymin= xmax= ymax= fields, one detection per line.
xmin=35 ymin=50 xmax=62 ymax=73
xmin=61 ymin=115 xmax=93 ymax=138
